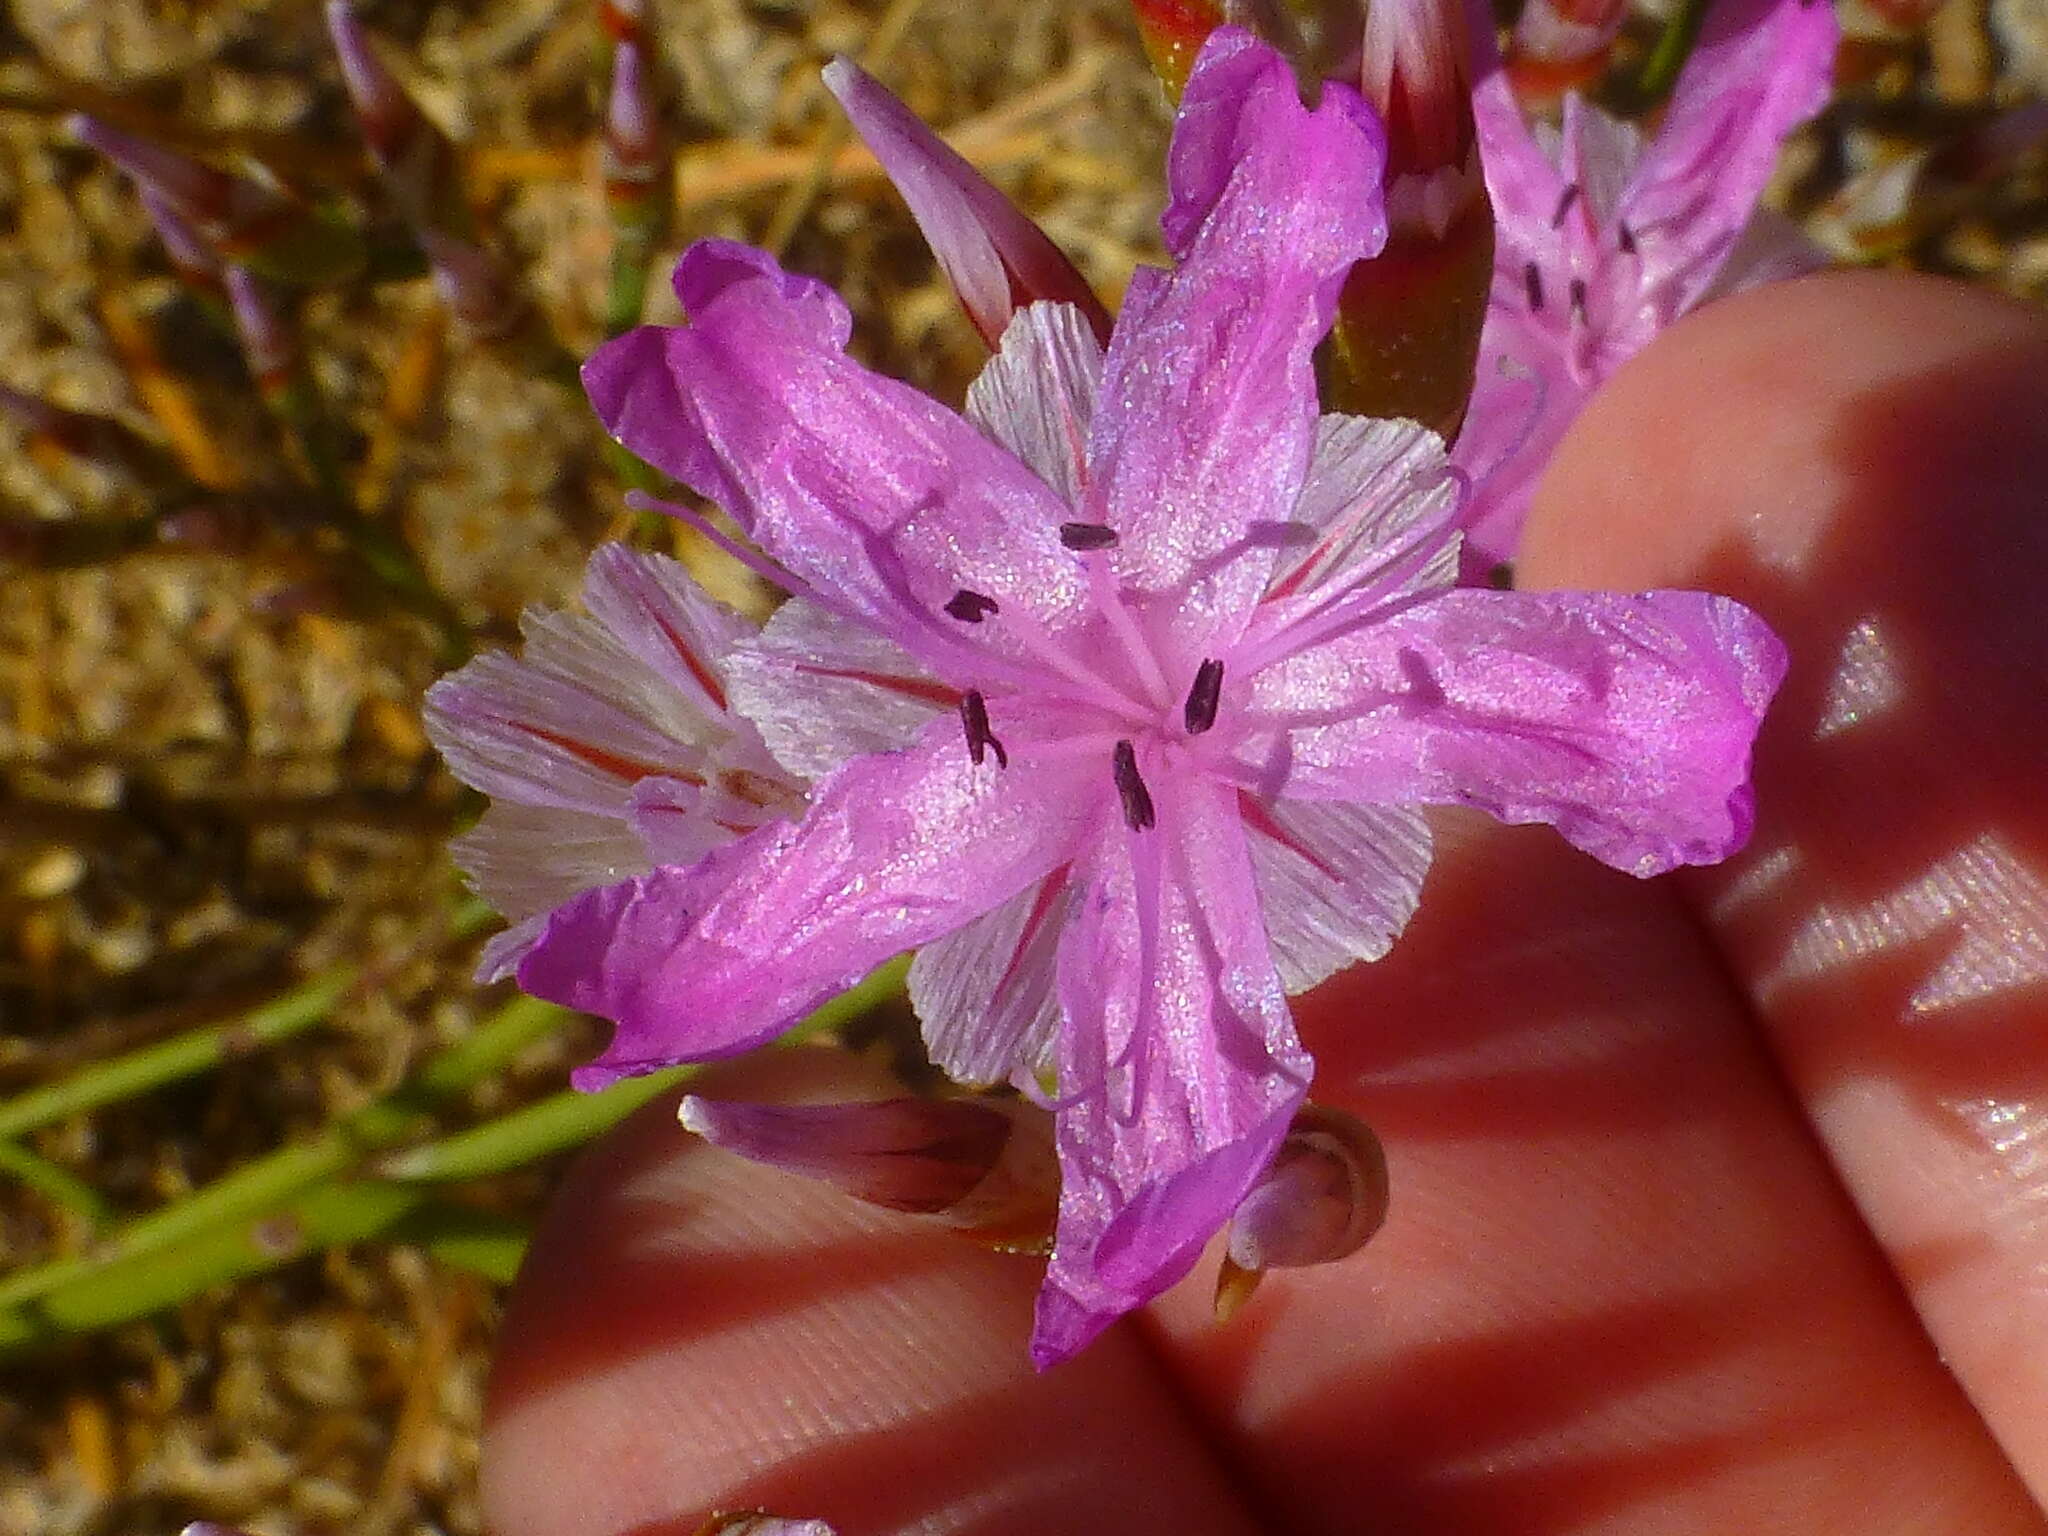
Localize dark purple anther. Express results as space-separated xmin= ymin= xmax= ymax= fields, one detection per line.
xmin=1569 ymin=277 xmax=1589 ymax=322
xmin=1183 ymin=658 xmax=1224 ymax=736
xmin=1551 ymin=184 xmax=1581 ymax=228
xmin=1112 ymin=740 xmax=1155 ymax=831
xmin=1617 ymin=221 xmax=1638 ymax=256
xmin=960 ymin=689 xmax=1008 ymax=768
xmin=944 ymin=588 xmax=1000 ymax=623
xmin=1059 ymin=522 xmax=1118 ymax=551
xmin=1523 ymin=262 xmax=1544 ymax=313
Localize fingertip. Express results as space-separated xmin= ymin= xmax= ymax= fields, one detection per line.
xmin=1519 ymin=269 xmax=2048 ymax=592
xmin=483 ymin=1047 xmax=1263 ymax=1536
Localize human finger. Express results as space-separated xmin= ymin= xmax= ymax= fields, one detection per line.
xmin=1522 ymin=268 xmax=2048 ymax=1505
xmin=482 ymin=1046 xmax=1268 ymax=1536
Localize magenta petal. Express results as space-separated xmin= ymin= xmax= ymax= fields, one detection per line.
xmin=584 ymin=240 xmax=1090 ymax=666
xmin=1031 ymin=774 xmax=1309 ymax=1368
xmin=669 ymin=238 xmax=850 ymax=347
xmin=1247 ymin=588 xmax=1787 ymax=875
xmin=1453 ymin=321 xmax=1587 ymax=576
xmin=823 ymin=59 xmax=1111 ymax=349
xmin=519 ymin=723 xmax=1094 ymax=1089
xmin=1618 ymin=0 xmax=1838 ymax=311
xmin=1083 ymin=30 xmax=1387 ymax=660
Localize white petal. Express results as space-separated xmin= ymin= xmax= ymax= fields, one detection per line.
xmin=1261 ymin=414 xmax=1462 ymax=618
xmin=727 ymin=598 xmax=951 ymax=781
xmin=963 ymin=301 xmax=1104 ymax=505
xmin=580 ymin=542 xmax=752 ymax=721
xmin=908 ymin=872 xmax=1070 ymax=1085
xmin=1560 ymin=95 xmax=1642 ymax=228
xmin=1243 ymin=797 xmax=1433 ymax=993
xmin=452 ymin=802 xmax=653 ymax=928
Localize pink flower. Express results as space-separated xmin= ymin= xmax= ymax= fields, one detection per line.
xmin=525 ymin=29 xmax=1783 ymax=1367
xmin=1456 ymin=0 xmax=1838 ymax=577
xmin=423 ymin=543 xmax=803 ymax=981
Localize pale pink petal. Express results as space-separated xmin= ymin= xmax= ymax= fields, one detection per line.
xmin=1032 ymin=771 xmax=1309 ymax=1367
xmin=423 ymin=624 xmax=709 ymax=817
xmin=907 ymin=870 xmax=1071 ymax=1085
xmin=726 ymin=598 xmax=953 ymax=781
xmin=962 ymin=301 xmax=1103 ymax=505
xmin=579 ymin=542 xmax=752 ymax=720
xmin=1258 ymin=414 xmax=1462 ymax=629
xmin=452 ymin=802 xmax=656 ymax=979
xmin=1452 ymin=321 xmax=1585 ymax=577
xmin=585 ymin=240 xmax=1091 ymax=669
xmin=1080 ymin=29 xmax=1387 ymax=662
xmin=1241 ymin=796 xmax=1433 ymax=993
xmin=1558 ymin=94 xmax=1641 ymax=227
xmin=822 ymin=58 xmax=1111 ymax=349
xmin=1618 ymin=0 xmax=1838 ymax=312
xmin=518 ymin=723 xmax=1097 ymax=1089
xmin=1469 ymin=46 xmax=1569 ymax=270
xmin=1700 ymin=206 xmax=1827 ymax=301
xmin=1243 ymin=588 xmax=1787 ymax=875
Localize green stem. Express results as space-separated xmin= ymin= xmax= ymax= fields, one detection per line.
xmin=0 ymin=995 xmax=570 ymax=1311
xmin=1635 ymin=0 xmax=1712 ymax=103
xmin=375 ymin=1070 xmax=687 ymax=1182
xmin=378 ymin=954 xmax=908 ymax=1183
xmin=0 ymin=898 xmax=493 ymax=1144
xmin=401 ymin=1204 xmax=531 ymax=1284
xmin=0 ymin=970 xmax=350 ymax=1142
xmin=0 ymin=1181 xmax=430 ymax=1353
xmin=0 ymin=1141 xmax=118 ymax=1230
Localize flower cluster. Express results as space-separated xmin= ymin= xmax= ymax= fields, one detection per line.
xmin=431 ymin=14 xmax=1817 ymax=1366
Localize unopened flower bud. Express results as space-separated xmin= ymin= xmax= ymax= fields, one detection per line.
xmin=225 ymin=266 xmax=296 ymax=391
xmin=326 ymin=1 xmax=474 ymax=242
xmin=1215 ymin=1103 xmax=1389 ymax=1320
xmin=1129 ymin=0 xmax=1229 ymax=97
xmin=680 ymin=1092 xmax=1059 ymax=1253
xmin=1507 ymin=0 xmax=1629 ymax=94
xmin=68 ymin=115 xmax=365 ymax=286
xmin=1330 ymin=0 xmax=1495 ymax=439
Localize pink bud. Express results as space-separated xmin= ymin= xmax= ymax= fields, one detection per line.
xmin=225 ymin=266 xmax=296 ymax=387
xmin=604 ymin=39 xmax=660 ymax=182
xmin=680 ymin=1092 xmax=1058 ymax=1252
xmin=822 ymin=58 xmax=1111 ymax=350
xmin=1509 ymin=0 xmax=1628 ymax=72
xmin=417 ymin=229 xmax=526 ymax=338
xmin=1216 ymin=1104 xmax=1389 ymax=1318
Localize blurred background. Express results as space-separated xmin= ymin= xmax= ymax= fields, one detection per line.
xmin=0 ymin=0 xmax=2040 ymax=1530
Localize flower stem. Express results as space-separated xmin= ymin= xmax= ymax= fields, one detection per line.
xmin=1634 ymin=0 xmax=1711 ymax=101
xmin=376 ymin=954 xmax=910 ymax=1182
xmin=0 ymin=970 xmax=350 ymax=1142
xmin=0 ymin=898 xmax=493 ymax=1144
xmin=0 ymin=1141 xmax=118 ymax=1230
xmin=0 ymin=995 xmax=569 ymax=1313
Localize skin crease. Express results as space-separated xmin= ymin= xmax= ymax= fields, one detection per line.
xmin=482 ymin=273 xmax=2048 ymax=1535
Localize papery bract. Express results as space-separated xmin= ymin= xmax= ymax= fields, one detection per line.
xmin=1457 ymin=0 xmax=1837 ymax=577
xmin=528 ymin=29 xmax=1784 ymax=1367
